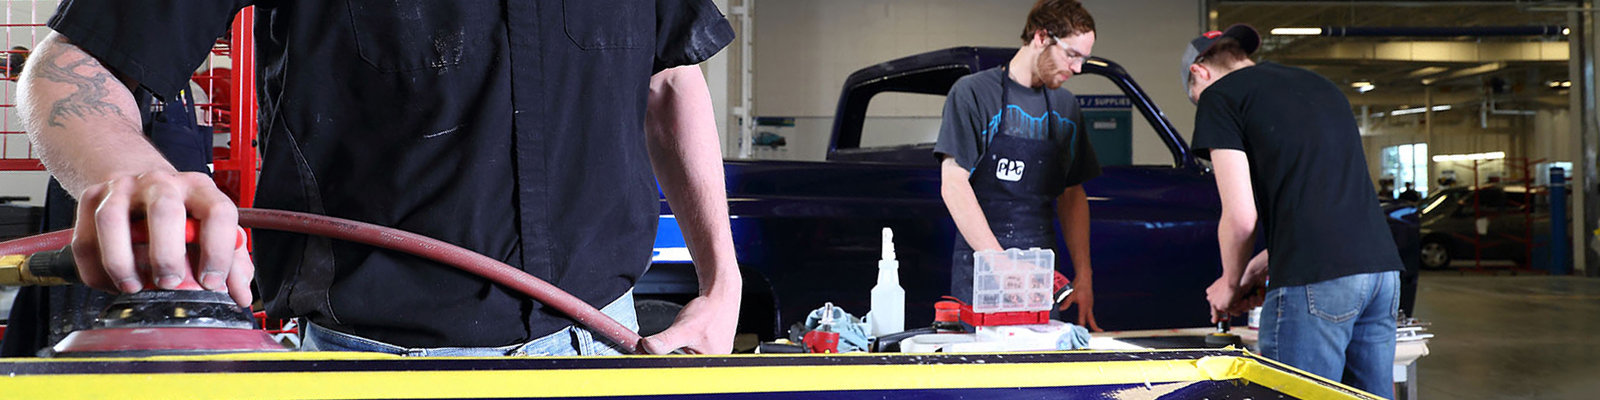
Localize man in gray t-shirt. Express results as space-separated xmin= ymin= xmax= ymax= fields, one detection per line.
xmin=936 ymin=68 xmax=1100 ymax=184
xmin=932 ymin=0 xmax=1104 ymax=331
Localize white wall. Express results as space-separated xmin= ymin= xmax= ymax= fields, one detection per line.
xmin=0 ymin=170 xmax=48 ymax=206
xmin=708 ymin=0 xmax=737 ymax=157
xmin=1532 ymin=109 xmax=1574 ymax=165
xmin=748 ymin=0 xmax=1199 ymax=164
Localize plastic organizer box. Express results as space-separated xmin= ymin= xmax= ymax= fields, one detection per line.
xmin=971 ymin=248 xmax=1055 ymax=314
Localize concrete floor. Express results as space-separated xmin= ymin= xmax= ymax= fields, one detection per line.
xmin=1415 ymin=272 xmax=1600 ymax=399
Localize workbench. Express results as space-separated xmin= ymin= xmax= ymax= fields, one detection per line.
xmin=1090 ymin=326 xmax=1431 ymax=400
xmin=0 ymin=348 xmax=1385 ymax=400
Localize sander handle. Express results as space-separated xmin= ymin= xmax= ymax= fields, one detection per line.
xmin=0 ymin=219 xmax=244 ymax=286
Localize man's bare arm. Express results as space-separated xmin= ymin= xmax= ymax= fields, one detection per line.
xmin=1206 ymin=149 xmax=1257 ymax=322
xmin=640 ymin=65 xmax=741 ymax=355
xmin=1054 ymin=185 xmax=1101 ymax=331
xmin=940 ymin=158 xmax=1002 ymax=252
xmin=20 ymin=32 xmax=251 ymax=306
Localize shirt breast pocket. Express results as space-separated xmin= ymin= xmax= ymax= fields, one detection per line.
xmin=562 ymin=0 xmax=652 ymax=50
xmin=346 ymin=0 xmax=495 ymax=72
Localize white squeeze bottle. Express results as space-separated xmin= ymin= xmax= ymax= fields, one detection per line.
xmin=870 ymin=227 xmax=905 ymax=337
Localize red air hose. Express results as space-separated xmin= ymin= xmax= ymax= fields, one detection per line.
xmin=0 ymin=208 xmax=646 ymax=354
xmin=0 ymin=229 xmax=71 ymax=256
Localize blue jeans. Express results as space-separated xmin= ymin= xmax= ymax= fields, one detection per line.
xmin=1260 ymin=271 xmax=1398 ymax=399
xmin=302 ymin=291 xmax=639 ymax=356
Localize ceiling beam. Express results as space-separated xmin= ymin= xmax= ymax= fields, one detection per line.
xmin=1421 ymin=62 xmax=1506 ymax=85
xmin=1404 ymin=66 xmax=1452 ymax=78
xmin=1269 ymin=41 xmax=1568 ymax=63
xmin=1218 ymin=1 xmax=1543 ymax=6
xmin=1344 ymin=91 xmax=1485 ymax=107
xmin=1342 ymin=89 xmax=1569 ymax=107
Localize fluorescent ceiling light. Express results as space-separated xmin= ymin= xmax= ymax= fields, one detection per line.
xmin=1389 ymin=105 xmax=1451 ymax=116
xmin=1431 ymin=151 xmax=1506 ymax=162
xmin=1351 ymin=81 xmax=1371 ymax=88
xmin=1271 ymin=27 xmax=1322 ymax=36
xmin=1357 ymin=84 xmax=1376 ymax=93
xmin=1421 ymin=62 xmax=1504 ymax=86
xmin=1405 ymin=67 xmax=1449 ymax=79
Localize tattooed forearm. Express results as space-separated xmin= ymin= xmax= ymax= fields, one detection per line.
xmin=31 ymin=40 xmax=138 ymax=131
xmin=19 ymin=32 xmax=173 ymax=196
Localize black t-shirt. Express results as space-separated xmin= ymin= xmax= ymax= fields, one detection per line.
xmin=1191 ymin=62 xmax=1402 ymax=289
xmin=934 ymin=67 xmax=1100 ymax=187
xmin=48 ymin=0 xmax=733 ymax=348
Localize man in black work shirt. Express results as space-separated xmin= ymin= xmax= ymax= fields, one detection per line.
xmin=20 ymin=1 xmax=741 ymax=355
xmin=1182 ymin=24 xmax=1402 ymax=397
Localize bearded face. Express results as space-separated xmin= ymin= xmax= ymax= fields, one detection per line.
xmin=1034 ymin=31 xmax=1094 ymax=90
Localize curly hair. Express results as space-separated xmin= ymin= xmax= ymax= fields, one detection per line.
xmin=1020 ymin=0 xmax=1096 ymax=43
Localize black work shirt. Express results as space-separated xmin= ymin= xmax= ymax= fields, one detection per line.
xmin=49 ymin=0 xmax=733 ymax=348
xmin=1190 ymin=62 xmax=1402 ymax=289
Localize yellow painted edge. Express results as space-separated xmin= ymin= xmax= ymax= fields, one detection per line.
xmin=1227 ymin=355 xmax=1383 ymax=400
xmin=6 ymin=358 xmax=1215 ymax=400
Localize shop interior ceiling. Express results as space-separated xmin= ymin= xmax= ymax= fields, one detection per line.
xmin=1215 ymin=1 xmax=1574 ymax=115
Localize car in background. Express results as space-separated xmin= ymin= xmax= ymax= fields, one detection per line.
xmin=1419 ymin=185 xmax=1564 ymax=269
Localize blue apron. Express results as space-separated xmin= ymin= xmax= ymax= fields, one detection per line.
xmin=950 ymin=67 xmax=1068 ymax=303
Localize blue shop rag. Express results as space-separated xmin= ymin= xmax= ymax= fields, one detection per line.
xmin=1058 ymin=322 xmax=1091 ymax=350
xmin=803 ymin=306 xmax=872 ymax=353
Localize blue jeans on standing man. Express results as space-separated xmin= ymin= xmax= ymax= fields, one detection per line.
xmin=1260 ymin=271 xmax=1398 ymax=399
xmin=302 ymin=291 xmax=639 ymax=357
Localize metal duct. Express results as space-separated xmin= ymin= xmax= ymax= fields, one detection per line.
xmin=1320 ymin=25 xmax=1566 ymax=37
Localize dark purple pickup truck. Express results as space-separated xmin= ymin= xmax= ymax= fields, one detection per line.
xmin=640 ymin=47 xmax=1419 ymax=340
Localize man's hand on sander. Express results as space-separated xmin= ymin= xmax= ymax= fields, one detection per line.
xmin=1231 ymin=250 xmax=1269 ymax=314
xmin=72 ymin=172 xmax=254 ymax=307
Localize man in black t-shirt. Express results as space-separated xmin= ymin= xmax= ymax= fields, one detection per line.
xmin=1181 ymin=24 xmax=1402 ymax=397
xmin=933 ymin=0 xmax=1103 ymax=331
xmin=16 ymin=1 xmax=740 ymax=356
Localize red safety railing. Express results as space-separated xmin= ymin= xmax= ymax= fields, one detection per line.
xmin=1437 ymin=156 xmax=1551 ymax=275
xmin=216 ymin=7 xmax=259 ymax=209
xmin=0 ymin=1 xmax=47 ymax=171
xmin=0 ymin=5 xmax=258 ymax=208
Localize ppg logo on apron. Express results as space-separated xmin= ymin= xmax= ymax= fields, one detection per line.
xmin=996 ymin=158 xmax=1025 ymax=182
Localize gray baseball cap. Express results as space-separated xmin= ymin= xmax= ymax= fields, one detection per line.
xmin=1179 ymin=24 xmax=1261 ymax=97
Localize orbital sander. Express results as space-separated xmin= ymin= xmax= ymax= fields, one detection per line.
xmin=1205 ymin=318 xmax=1244 ymax=348
xmin=0 ymin=221 xmax=287 ymax=357
xmin=47 ymin=290 xmax=286 ymax=357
